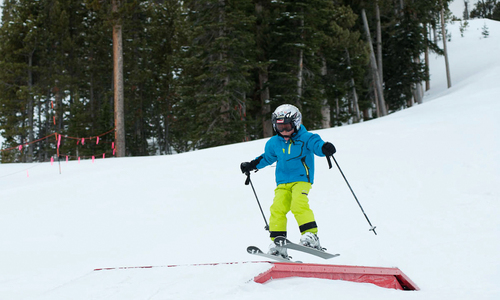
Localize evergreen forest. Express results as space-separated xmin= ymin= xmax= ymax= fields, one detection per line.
xmin=0 ymin=0 xmax=494 ymax=162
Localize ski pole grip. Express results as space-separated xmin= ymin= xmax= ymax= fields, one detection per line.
xmin=245 ymin=172 xmax=251 ymax=185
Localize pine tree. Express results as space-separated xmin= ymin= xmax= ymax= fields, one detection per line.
xmin=245 ymin=1 xmax=369 ymax=132
xmin=463 ymin=0 xmax=470 ymax=20
xmin=383 ymin=15 xmax=427 ymax=110
xmin=252 ymin=0 xmax=273 ymax=138
xmin=0 ymin=0 xmax=458 ymax=160
xmin=266 ymin=0 xmax=321 ymax=112
xmin=494 ymin=2 xmax=500 ymax=20
xmin=45 ymin=0 xmax=113 ymax=159
xmin=0 ymin=0 xmax=44 ymax=162
xmin=482 ymin=22 xmax=490 ymax=38
xmin=175 ymin=0 xmax=256 ymax=151
xmin=459 ymin=20 xmax=469 ymax=37
xmin=145 ymin=0 xmax=186 ymax=155
xmin=321 ymin=4 xmax=369 ymax=125
xmin=470 ymin=0 xmax=500 ymax=19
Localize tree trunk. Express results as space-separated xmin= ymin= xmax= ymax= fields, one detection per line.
xmin=410 ymin=87 xmax=416 ymax=107
xmin=259 ymin=70 xmax=273 ymax=137
xmin=432 ymin=23 xmax=438 ymax=46
xmin=27 ymin=53 xmax=34 ymax=162
xmin=296 ymin=49 xmax=304 ymax=108
xmin=218 ymin=0 xmax=230 ymax=122
xmin=372 ymin=81 xmax=380 ymax=117
xmin=425 ymin=24 xmax=430 ymax=91
xmin=44 ymin=91 xmax=51 ymax=161
xmin=296 ymin=9 xmax=304 ymax=109
xmin=440 ymin=0 xmax=452 ymax=88
xmin=414 ymin=58 xmax=423 ymax=104
xmin=335 ymin=97 xmax=339 ymax=125
xmin=463 ymin=0 xmax=469 ymax=20
xmin=363 ymin=108 xmax=371 ymax=120
xmin=394 ymin=0 xmax=404 ymax=16
xmin=90 ymin=49 xmax=95 ymax=135
xmin=375 ymin=1 xmax=383 ymax=84
xmin=345 ymin=49 xmax=360 ymax=122
xmin=37 ymin=86 xmax=42 ymax=161
xmin=320 ymin=56 xmax=330 ymax=128
xmin=112 ymin=0 xmax=126 ymax=157
xmin=255 ymin=2 xmax=273 ymax=138
xmin=361 ymin=9 xmax=387 ymax=116
xmin=55 ymin=81 xmax=62 ymax=132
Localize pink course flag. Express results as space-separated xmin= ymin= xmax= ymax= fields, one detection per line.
xmin=19 ymin=145 xmax=22 ymax=151
xmin=92 ymin=156 xmax=95 ymax=163
xmin=57 ymin=134 xmax=61 ymax=148
xmin=66 ymin=156 xmax=69 ymax=163
xmin=81 ymin=138 xmax=85 ymax=145
xmin=51 ymin=157 xmax=54 ymax=165
xmin=103 ymin=153 xmax=105 ymax=159
xmin=78 ymin=157 xmax=81 ymax=163
xmin=96 ymin=137 xmax=100 ymax=145
xmin=112 ymin=142 xmax=115 ymax=149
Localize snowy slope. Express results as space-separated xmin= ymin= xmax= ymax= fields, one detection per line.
xmin=0 ymin=19 xmax=499 ymax=300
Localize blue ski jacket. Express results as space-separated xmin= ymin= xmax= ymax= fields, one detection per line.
xmin=255 ymin=125 xmax=326 ymax=185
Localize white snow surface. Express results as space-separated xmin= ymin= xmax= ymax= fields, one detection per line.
xmin=0 ymin=19 xmax=499 ymax=300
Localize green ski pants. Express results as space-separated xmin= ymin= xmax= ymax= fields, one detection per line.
xmin=269 ymin=182 xmax=318 ymax=240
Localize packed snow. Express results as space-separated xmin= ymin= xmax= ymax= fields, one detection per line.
xmin=0 ymin=19 xmax=499 ymax=300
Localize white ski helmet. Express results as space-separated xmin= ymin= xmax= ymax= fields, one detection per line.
xmin=271 ymin=104 xmax=302 ymax=134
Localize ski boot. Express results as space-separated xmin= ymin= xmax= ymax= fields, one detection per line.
xmin=267 ymin=242 xmax=290 ymax=260
xmin=300 ymin=232 xmax=324 ymax=251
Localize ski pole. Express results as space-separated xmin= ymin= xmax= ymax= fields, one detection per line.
xmin=244 ymin=171 xmax=269 ymax=231
xmin=327 ymin=155 xmax=377 ymax=235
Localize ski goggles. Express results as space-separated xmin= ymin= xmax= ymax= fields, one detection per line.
xmin=275 ymin=123 xmax=294 ymax=132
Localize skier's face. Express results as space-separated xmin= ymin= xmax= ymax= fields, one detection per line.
xmin=276 ymin=123 xmax=293 ymax=133
xmin=280 ymin=128 xmax=294 ymax=141
xmin=275 ymin=120 xmax=294 ymax=141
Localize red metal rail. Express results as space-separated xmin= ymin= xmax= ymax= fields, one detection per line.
xmin=253 ymin=262 xmax=419 ymax=291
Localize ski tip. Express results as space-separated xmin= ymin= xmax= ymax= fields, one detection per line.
xmin=247 ymin=246 xmax=262 ymax=254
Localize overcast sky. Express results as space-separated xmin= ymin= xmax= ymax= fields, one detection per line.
xmin=450 ymin=0 xmax=481 ymax=18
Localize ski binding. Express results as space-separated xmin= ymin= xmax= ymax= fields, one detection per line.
xmin=247 ymin=246 xmax=301 ymax=263
xmin=274 ymin=236 xmax=340 ymax=259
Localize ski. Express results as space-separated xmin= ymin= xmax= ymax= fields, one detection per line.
xmin=274 ymin=236 xmax=340 ymax=259
xmin=247 ymin=246 xmax=301 ymax=263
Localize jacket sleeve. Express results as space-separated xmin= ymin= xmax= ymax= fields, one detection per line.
xmin=255 ymin=138 xmax=278 ymax=169
xmin=306 ymin=133 xmax=326 ymax=157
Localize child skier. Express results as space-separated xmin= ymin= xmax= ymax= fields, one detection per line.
xmin=240 ymin=104 xmax=336 ymax=259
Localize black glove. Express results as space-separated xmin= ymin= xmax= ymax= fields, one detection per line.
xmin=322 ymin=142 xmax=336 ymax=156
xmin=240 ymin=161 xmax=257 ymax=174
xmin=240 ymin=157 xmax=263 ymax=174
xmin=240 ymin=155 xmax=264 ymax=173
